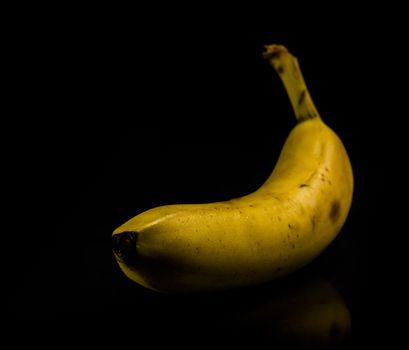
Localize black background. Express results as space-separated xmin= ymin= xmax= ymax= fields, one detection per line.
xmin=5 ymin=6 xmax=402 ymax=348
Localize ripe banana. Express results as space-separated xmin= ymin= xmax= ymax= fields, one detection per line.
xmin=112 ymin=44 xmax=353 ymax=293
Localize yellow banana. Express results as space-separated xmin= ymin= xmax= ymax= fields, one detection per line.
xmin=112 ymin=44 xmax=353 ymax=293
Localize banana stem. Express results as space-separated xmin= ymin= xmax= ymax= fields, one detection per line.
xmin=263 ymin=44 xmax=320 ymax=122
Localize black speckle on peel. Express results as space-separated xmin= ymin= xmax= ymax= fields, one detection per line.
xmin=329 ymin=200 xmax=341 ymax=222
xmin=277 ymin=65 xmax=284 ymax=74
xmin=299 ymin=183 xmax=309 ymax=188
xmin=298 ymin=89 xmax=306 ymax=106
xmin=298 ymin=112 xmax=317 ymax=122
xmin=311 ymin=215 xmax=317 ymax=231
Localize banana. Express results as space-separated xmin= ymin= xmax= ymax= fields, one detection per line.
xmin=112 ymin=44 xmax=353 ymax=293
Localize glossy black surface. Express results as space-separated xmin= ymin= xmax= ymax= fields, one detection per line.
xmin=6 ymin=9 xmax=399 ymax=348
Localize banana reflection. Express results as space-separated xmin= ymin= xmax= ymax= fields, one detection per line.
xmin=215 ymin=275 xmax=351 ymax=347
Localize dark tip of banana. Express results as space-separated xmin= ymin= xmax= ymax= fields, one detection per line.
xmin=112 ymin=231 xmax=139 ymax=262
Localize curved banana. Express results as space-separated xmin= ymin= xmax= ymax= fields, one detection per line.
xmin=112 ymin=44 xmax=353 ymax=293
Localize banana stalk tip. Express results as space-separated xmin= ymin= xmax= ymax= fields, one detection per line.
xmin=262 ymin=44 xmax=289 ymax=60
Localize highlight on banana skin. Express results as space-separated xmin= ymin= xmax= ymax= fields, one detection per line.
xmin=112 ymin=44 xmax=353 ymax=293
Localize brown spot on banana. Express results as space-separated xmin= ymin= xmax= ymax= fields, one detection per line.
xmin=329 ymin=200 xmax=341 ymax=223
xmin=311 ymin=215 xmax=317 ymax=231
xmin=298 ymin=89 xmax=306 ymax=106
